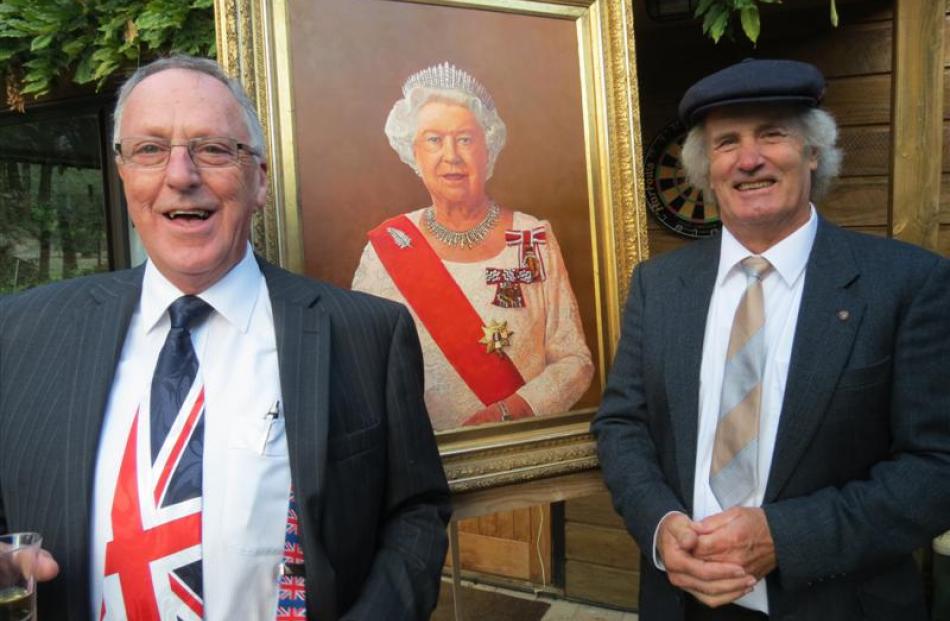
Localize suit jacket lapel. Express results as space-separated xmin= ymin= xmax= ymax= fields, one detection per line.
xmin=260 ymin=260 xmax=337 ymax=618
xmin=765 ymin=220 xmax=863 ymax=502
xmin=666 ymin=237 xmax=720 ymax=510
xmin=65 ymin=267 xmax=142 ymax=614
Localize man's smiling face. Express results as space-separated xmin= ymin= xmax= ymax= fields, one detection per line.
xmin=705 ymin=105 xmax=817 ymax=250
xmin=116 ymin=68 xmax=268 ymax=294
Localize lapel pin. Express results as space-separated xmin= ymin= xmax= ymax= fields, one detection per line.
xmin=836 ymin=310 xmax=850 ymax=321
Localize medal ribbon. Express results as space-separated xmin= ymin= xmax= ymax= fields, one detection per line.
xmin=485 ymin=267 xmax=534 ymax=285
xmin=505 ymin=227 xmax=547 ymax=280
xmin=369 ymin=215 xmax=525 ymax=406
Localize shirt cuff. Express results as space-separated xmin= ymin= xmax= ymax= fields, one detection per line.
xmin=653 ymin=510 xmax=688 ymax=571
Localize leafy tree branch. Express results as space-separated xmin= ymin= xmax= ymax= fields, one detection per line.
xmin=695 ymin=0 xmax=839 ymax=44
xmin=0 ymin=0 xmax=215 ymax=111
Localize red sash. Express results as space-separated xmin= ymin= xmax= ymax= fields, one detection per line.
xmin=368 ymin=215 xmax=525 ymax=406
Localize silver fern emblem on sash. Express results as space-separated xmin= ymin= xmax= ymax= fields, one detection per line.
xmin=387 ymin=226 xmax=412 ymax=249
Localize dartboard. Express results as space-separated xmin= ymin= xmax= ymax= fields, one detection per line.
xmin=643 ymin=120 xmax=721 ymax=238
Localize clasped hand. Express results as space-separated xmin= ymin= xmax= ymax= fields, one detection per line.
xmin=657 ymin=507 xmax=776 ymax=608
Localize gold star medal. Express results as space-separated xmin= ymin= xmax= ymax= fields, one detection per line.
xmin=479 ymin=320 xmax=514 ymax=356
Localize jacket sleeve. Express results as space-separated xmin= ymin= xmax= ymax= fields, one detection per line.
xmin=342 ymin=306 xmax=452 ymax=620
xmin=591 ymin=265 xmax=687 ymax=550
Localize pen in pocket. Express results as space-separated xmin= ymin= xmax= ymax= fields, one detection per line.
xmin=260 ymin=400 xmax=280 ymax=455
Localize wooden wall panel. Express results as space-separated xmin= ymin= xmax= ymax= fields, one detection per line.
xmin=566 ymin=522 xmax=640 ymax=571
xmin=565 ymin=560 xmax=638 ymax=609
xmin=563 ymin=492 xmax=638 ymax=610
xmin=939 ymin=1 xmax=950 ymax=256
xmin=454 ymin=505 xmax=551 ymax=584
xmin=786 ymin=19 xmax=893 ymax=76
xmin=449 ymin=531 xmax=531 ymax=579
xmin=565 ymin=492 xmax=625 ymax=528
xmin=822 ymin=177 xmax=890 ymax=226
xmin=839 ymin=126 xmax=892 ymax=176
xmin=944 ymin=67 xmax=950 ymax=119
xmin=824 ymin=74 xmax=891 ymax=126
xmin=943 ymin=124 xmax=950 ymax=173
xmin=940 ymin=225 xmax=950 ymax=254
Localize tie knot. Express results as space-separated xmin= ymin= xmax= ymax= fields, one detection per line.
xmin=741 ymin=256 xmax=772 ymax=280
xmin=167 ymin=296 xmax=213 ymax=330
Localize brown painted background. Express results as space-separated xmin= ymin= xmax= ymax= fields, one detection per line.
xmin=288 ymin=0 xmax=601 ymax=409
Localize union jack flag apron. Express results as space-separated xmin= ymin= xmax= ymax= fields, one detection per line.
xmin=100 ymin=391 xmax=206 ymax=620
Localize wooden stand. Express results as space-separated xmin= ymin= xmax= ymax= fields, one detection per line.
xmin=446 ymin=470 xmax=607 ymax=620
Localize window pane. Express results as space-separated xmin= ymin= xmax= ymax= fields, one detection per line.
xmin=0 ymin=112 xmax=109 ymax=293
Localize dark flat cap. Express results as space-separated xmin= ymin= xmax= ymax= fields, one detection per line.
xmin=678 ymin=58 xmax=825 ymax=126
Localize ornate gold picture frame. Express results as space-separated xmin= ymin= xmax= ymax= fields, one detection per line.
xmin=213 ymin=0 xmax=649 ymax=493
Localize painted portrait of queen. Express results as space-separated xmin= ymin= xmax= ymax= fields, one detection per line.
xmin=352 ymin=63 xmax=593 ymax=431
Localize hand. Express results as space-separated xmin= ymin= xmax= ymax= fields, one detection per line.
xmin=657 ymin=513 xmax=755 ymax=608
xmin=35 ymin=549 xmax=59 ymax=582
xmin=462 ymin=394 xmax=534 ymax=426
xmin=693 ymin=507 xmax=777 ymax=580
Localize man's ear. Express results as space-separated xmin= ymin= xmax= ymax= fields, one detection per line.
xmin=255 ymin=160 xmax=269 ymax=210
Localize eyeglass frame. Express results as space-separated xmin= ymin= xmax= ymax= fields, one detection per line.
xmin=113 ymin=136 xmax=262 ymax=169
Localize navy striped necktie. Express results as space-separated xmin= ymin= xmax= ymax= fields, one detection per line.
xmin=150 ymin=295 xmax=213 ymax=473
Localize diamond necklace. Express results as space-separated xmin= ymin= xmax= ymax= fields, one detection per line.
xmin=423 ymin=201 xmax=500 ymax=249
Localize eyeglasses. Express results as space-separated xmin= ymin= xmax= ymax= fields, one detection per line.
xmin=114 ymin=137 xmax=260 ymax=169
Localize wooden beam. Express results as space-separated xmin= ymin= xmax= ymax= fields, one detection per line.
xmin=889 ymin=1 xmax=945 ymax=250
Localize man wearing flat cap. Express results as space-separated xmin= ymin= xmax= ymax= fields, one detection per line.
xmin=593 ymin=58 xmax=950 ymax=620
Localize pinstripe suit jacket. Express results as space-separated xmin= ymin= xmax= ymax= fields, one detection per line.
xmin=0 ymin=258 xmax=451 ymax=620
xmin=592 ymin=219 xmax=950 ymax=621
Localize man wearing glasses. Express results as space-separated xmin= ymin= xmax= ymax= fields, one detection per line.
xmin=0 ymin=55 xmax=451 ymax=620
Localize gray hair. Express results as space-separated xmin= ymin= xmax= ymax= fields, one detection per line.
xmin=112 ymin=54 xmax=266 ymax=160
xmin=384 ymin=87 xmax=507 ymax=178
xmin=681 ymin=106 xmax=842 ymax=205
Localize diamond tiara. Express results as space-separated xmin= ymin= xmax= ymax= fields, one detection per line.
xmin=401 ymin=62 xmax=496 ymax=111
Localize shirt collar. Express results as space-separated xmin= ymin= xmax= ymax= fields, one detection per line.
xmin=139 ymin=244 xmax=263 ymax=335
xmin=717 ymin=205 xmax=818 ymax=288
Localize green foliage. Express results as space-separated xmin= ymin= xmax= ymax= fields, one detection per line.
xmin=694 ymin=0 xmax=838 ymax=44
xmin=0 ymin=0 xmax=215 ymax=110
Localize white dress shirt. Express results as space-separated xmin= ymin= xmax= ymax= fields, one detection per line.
xmin=692 ymin=207 xmax=817 ymax=613
xmin=91 ymin=246 xmax=290 ymax=620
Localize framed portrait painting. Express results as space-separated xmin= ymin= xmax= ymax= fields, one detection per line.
xmin=214 ymin=0 xmax=649 ymax=493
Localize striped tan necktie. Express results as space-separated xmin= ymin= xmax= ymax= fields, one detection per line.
xmin=710 ymin=256 xmax=773 ymax=509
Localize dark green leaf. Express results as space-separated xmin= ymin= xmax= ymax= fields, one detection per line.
xmin=740 ymin=6 xmax=760 ymax=43
xmin=61 ymin=37 xmax=88 ymax=57
xmin=702 ymin=4 xmax=727 ymax=34
xmin=30 ymin=33 xmax=54 ymax=51
xmin=73 ymin=51 xmax=95 ymax=83
xmin=92 ymin=56 xmax=120 ymax=81
xmin=694 ymin=0 xmax=718 ymax=18
xmin=709 ymin=10 xmax=730 ymax=42
xmin=21 ymin=76 xmax=52 ymax=96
